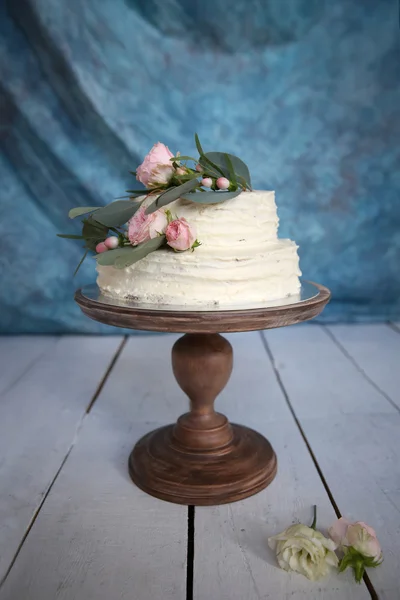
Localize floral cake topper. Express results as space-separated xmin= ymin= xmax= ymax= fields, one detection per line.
xmin=58 ymin=134 xmax=251 ymax=274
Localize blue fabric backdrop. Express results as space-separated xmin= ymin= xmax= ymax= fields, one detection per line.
xmin=1 ymin=0 xmax=399 ymax=333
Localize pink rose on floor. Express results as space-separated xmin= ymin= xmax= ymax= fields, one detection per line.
xmin=329 ymin=518 xmax=382 ymax=561
xmin=136 ymin=142 xmax=175 ymax=188
xmin=128 ymin=205 xmax=168 ymax=246
xmin=166 ymin=218 xmax=197 ymax=251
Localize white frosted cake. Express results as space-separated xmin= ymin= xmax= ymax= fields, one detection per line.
xmin=96 ymin=190 xmax=301 ymax=307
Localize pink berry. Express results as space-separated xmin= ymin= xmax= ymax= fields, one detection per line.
xmin=195 ymin=164 xmax=203 ymax=172
xmin=201 ymin=177 xmax=212 ymax=188
xmin=216 ymin=177 xmax=230 ymax=190
xmin=95 ymin=242 xmax=108 ymax=253
xmin=104 ymin=236 xmax=119 ymax=249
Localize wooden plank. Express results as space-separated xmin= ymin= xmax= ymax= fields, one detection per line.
xmin=264 ymin=325 xmax=400 ymax=599
xmin=0 ymin=335 xmax=123 ymax=583
xmin=0 ymin=336 xmax=57 ymax=397
xmin=92 ymin=334 xmax=187 ymax=424
xmin=326 ymin=324 xmax=400 ymax=411
xmin=0 ymin=334 xmax=187 ymax=600
xmin=194 ymin=332 xmax=368 ymax=600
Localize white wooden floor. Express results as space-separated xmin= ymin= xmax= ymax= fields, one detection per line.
xmin=0 ymin=324 xmax=399 ymax=600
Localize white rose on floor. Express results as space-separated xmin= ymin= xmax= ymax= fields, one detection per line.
xmin=268 ymin=524 xmax=338 ymax=581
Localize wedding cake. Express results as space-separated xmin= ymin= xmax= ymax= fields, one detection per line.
xmin=60 ymin=135 xmax=301 ymax=307
xmin=96 ymin=191 xmax=301 ymax=307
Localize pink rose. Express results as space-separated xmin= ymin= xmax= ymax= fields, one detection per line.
xmin=128 ymin=204 xmax=168 ymax=246
xmin=136 ymin=142 xmax=175 ymax=188
xmin=329 ymin=518 xmax=382 ymax=561
xmin=165 ymin=217 xmax=196 ymax=251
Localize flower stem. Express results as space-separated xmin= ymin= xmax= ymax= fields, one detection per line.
xmin=310 ymin=505 xmax=317 ymax=530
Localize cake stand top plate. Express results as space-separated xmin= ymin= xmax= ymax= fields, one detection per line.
xmin=75 ymin=280 xmax=330 ymax=333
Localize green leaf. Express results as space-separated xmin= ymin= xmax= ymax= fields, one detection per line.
xmin=125 ymin=189 xmax=149 ymax=194
xmin=95 ymin=247 xmax=130 ymax=266
xmin=68 ymin=206 xmax=101 ymax=219
xmin=74 ymin=250 xmax=88 ymax=276
xmin=57 ymin=234 xmax=85 ymax=239
xmin=146 ymin=178 xmax=200 ymax=214
xmin=114 ymin=236 xmax=166 ymax=269
xmin=170 ymin=155 xmax=198 ymax=162
xmin=180 ymin=190 xmax=242 ymax=203
xmin=201 ymin=152 xmax=252 ymax=189
xmin=82 ymin=217 xmax=108 ymax=239
xmin=195 ymin=133 xmax=204 ymax=156
xmin=94 ymin=200 xmax=142 ymax=227
xmin=199 ymin=154 xmax=226 ymax=177
xmin=224 ymin=153 xmax=237 ymax=187
xmin=96 ymin=236 xmax=166 ymax=268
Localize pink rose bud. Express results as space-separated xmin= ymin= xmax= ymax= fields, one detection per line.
xmin=128 ymin=204 xmax=168 ymax=246
xmin=346 ymin=522 xmax=382 ymax=561
xmin=329 ymin=518 xmax=382 ymax=562
xmin=216 ymin=177 xmax=230 ymax=190
xmin=176 ymin=167 xmax=186 ymax=176
xmin=166 ymin=217 xmax=196 ymax=252
xmin=95 ymin=242 xmax=108 ymax=253
xmin=195 ymin=164 xmax=203 ymax=172
xmin=136 ymin=142 xmax=175 ymax=188
xmin=104 ymin=236 xmax=119 ymax=249
xmin=201 ymin=177 xmax=212 ymax=188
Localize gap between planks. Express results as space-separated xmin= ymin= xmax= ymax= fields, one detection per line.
xmin=259 ymin=331 xmax=379 ymax=600
xmin=322 ymin=325 xmax=400 ymax=415
xmin=0 ymin=336 xmax=128 ymax=590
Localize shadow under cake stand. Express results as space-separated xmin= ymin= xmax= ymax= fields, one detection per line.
xmin=75 ymin=281 xmax=330 ymax=506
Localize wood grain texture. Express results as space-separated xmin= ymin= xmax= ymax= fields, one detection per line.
xmin=0 ymin=337 xmax=187 ymax=600
xmin=194 ymin=332 xmax=368 ymax=600
xmin=0 ymin=336 xmax=57 ymax=397
xmin=264 ymin=324 xmax=400 ymax=599
xmin=74 ymin=282 xmax=330 ymax=333
xmin=326 ymin=323 xmax=400 ymax=411
xmin=0 ymin=336 xmax=122 ymax=583
xmin=129 ymin=333 xmax=277 ymax=505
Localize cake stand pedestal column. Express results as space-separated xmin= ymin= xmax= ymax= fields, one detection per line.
xmin=129 ymin=333 xmax=276 ymax=505
xmin=75 ymin=280 xmax=330 ymax=506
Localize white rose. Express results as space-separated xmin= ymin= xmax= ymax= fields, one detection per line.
xmin=268 ymin=524 xmax=338 ymax=581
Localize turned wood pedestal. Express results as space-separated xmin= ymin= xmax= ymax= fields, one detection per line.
xmin=75 ymin=281 xmax=330 ymax=505
xmin=129 ymin=333 xmax=276 ymax=505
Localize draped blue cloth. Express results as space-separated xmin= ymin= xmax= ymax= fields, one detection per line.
xmin=1 ymin=0 xmax=399 ymax=333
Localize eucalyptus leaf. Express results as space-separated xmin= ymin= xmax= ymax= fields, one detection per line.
xmin=95 ymin=247 xmax=135 ymax=266
xmin=201 ymin=152 xmax=252 ymax=189
xmin=169 ymin=155 xmax=197 ymax=162
xmin=180 ymin=190 xmax=242 ymax=203
xmin=94 ymin=200 xmax=142 ymax=227
xmin=57 ymin=234 xmax=85 ymax=239
xmin=114 ymin=236 xmax=166 ymax=269
xmin=125 ymin=189 xmax=149 ymax=195
xmin=199 ymin=154 xmax=225 ymax=177
xmin=69 ymin=206 xmax=101 ymax=219
xmin=146 ymin=178 xmax=199 ymax=214
xmin=224 ymin=153 xmax=237 ymax=186
xmin=82 ymin=218 xmax=108 ymax=239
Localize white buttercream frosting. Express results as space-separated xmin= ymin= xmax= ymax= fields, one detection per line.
xmin=97 ymin=191 xmax=302 ymax=307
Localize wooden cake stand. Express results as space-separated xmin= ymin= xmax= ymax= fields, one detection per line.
xmin=75 ymin=281 xmax=330 ymax=506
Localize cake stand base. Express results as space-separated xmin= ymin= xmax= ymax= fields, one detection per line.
xmin=129 ymin=423 xmax=277 ymax=506
xmin=128 ymin=332 xmax=277 ymax=505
